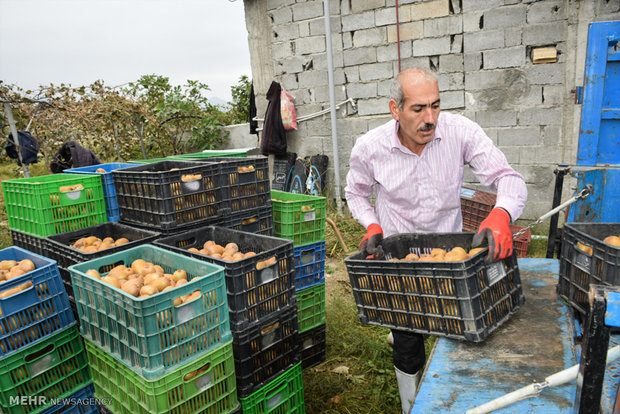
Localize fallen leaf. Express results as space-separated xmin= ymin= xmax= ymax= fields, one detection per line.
xmin=332 ymin=366 xmax=350 ymax=375
xmin=331 ymin=395 xmax=342 ymax=404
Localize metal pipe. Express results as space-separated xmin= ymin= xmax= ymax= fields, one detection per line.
xmin=466 ymin=345 xmax=620 ymax=414
xmin=3 ymin=103 xmax=30 ymax=177
xmin=546 ymin=165 xmax=570 ymax=258
xmin=323 ymin=0 xmax=343 ymax=213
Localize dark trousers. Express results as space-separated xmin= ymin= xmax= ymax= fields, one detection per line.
xmin=392 ymin=329 xmax=425 ymax=374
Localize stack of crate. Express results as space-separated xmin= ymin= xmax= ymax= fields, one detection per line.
xmin=271 ymin=190 xmax=327 ymax=371
xmin=0 ymin=246 xmax=95 ymax=414
xmin=67 ymin=244 xmax=240 ymax=414
xmin=153 ymin=226 xmax=304 ymax=412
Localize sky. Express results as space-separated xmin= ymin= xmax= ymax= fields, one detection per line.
xmin=0 ymin=0 xmax=252 ymax=103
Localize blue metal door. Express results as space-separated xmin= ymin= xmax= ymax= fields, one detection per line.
xmin=577 ymin=21 xmax=620 ymax=166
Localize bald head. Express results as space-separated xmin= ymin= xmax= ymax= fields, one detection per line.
xmin=390 ymin=68 xmax=438 ymax=110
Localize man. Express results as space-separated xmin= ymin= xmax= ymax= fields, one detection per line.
xmin=344 ymin=67 xmax=527 ymax=414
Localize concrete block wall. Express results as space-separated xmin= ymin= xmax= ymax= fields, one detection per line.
xmin=244 ymin=0 xmax=620 ymax=224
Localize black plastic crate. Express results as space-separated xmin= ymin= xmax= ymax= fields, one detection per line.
xmin=300 ymin=323 xmax=326 ymax=370
xmin=558 ymin=222 xmax=620 ymax=316
xmin=216 ymin=206 xmax=274 ymax=236
xmin=154 ymin=225 xmax=296 ymax=331
xmin=344 ymin=232 xmax=524 ymax=342
xmin=112 ymin=160 xmax=223 ymax=230
xmin=207 ymin=156 xmax=271 ymax=213
xmin=233 ymin=305 xmax=301 ymax=397
xmin=10 ymin=230 xmax=47 ymax=256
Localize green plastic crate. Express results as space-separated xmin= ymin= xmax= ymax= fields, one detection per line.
xmin=240 ymin=363 xmax=305 ymax=414
xmin=2 ymin=174 xmax=108 ymax=237
xmin=296 ymin=283 xmax=326 ymax=333
xmin=271 ymin=190 xmax=326 ymax=246
xmin=86 ymin=338 xmax=239 ymax=414
xmin=68 ymin=244 xmax=231 ymax=380
xmin=0 ymin=325 xmax=92 ymax=414
xmin=169 ymin=149 xmax=249 ymax=160
xmin=127 ymin=157 xmax=169 ymax=164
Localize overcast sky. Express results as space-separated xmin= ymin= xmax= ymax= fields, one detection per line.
xmin=0 ymin=0 xmax=252 ymax=103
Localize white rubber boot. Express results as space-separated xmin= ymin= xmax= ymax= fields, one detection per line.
xmin=395 ymin=366 xmax=420 ymax=414
xmin=387 ymin=331 xmax=394 ymax=347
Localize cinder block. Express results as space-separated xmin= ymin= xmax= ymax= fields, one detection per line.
xmin=353 ymin=27 xmax=387 ymax=47
xmin=269 ymin=7 xmax=292 ymax=25
xmin=344 ymin=66 xmax=360 ymax=82
xmin=300 ymin=21 xmax=310 ymax=37
xmin=400 ymin=56 xmax=432 ymax=70
xmin=463 ymin=29 xmax=504 ymax=52
xmin=542 ymin=125 xmax=561 ymax=146
xmin=462 ymin=0 xmax=503 ymax=13
xmin=267 ymin=0 xmax=296 ymax=10
xmin=344 ymin=47 xmax=377 ymax=66
xmin=483 ymin=5 xmax=526 ymax=29
xmin=279 ymin=74 xmax=299 ymax=91
xmin=437 ymin=72 xmax=464 ymax=91
xmin=407 ymin=0 xmax=450 ymax=21
xmin=295 ymin=36 xmax=327 ymax=55
xmin=412 ymin=37 xmax=451 ymax=56
xmin=526 ymin=64 xmax=564 ymax=85
xmin=292 ymin=2 xmax=324 ymax=21
xmin=424 ymin=15 xmax=463 ymax=37
xmin=497 ymin=146 xmax=520 ymax=164
xmin=278 ymin=56 xmax=303 ymax=74
xmin=351 ymin=0 xmax=386 ymax=13
xmin=377 ymin=79 xmax=393 ymax=97
xmin=543 ymin=85 xmax=565 ymax=105
xmin=463 ymin=12 xmax=483 ymax=32
xmin=439 ymin=54 xmax=464 ymax=72
xmin=272 ymin=41 xmax=293 ymax=60
xmin=338 ymin=117 xmax=373 ymax=137
xmin=520 ymin=145 xmax=561 ymax=163
xmin=377 ymin=42 xmax=412 ymax=62
xmin=451 ymin=35 xmax=463 ymax=53
xmin=310 ymin=16 xmax=341 ymax=36
xmin=273 ymin=23 xmax=301 ymax=41
xmin=518 ymin=107 xmax=562 ymax=126
xmin=497 ymin=126 xmax=541 ymax=146
xmin=359 ymin=62 xmax=394 ymax=81
xmin=523 ymin=23 xmax=565 ymax=45
xmin=505 ymin=27 xmax=522 ymax=47
xmin=343 ymin=31 xmax=353 ymax=49
xmin=483 ymin=46 xmax=526 ymax=69
xmin=347 ymin=82 xmax=379 ymax=99
xmin=464 ymin=52 xmax=482 ymax=71
xmin=342 ymin=11 xmax=375 ymax=32
xmin=376 ymin=6 xmax=411 ymax=27
xmin=440 ymin=90 xmax=465 ymax=109
xmin=387 ymin=21 xmax=423 ymax=42
xmin=519 ymin=85 xmax=544 ymax=106
xmin=358 ymin=97 xmax=391 ymax=116
xmin=298 ymin=70 xmax=329 ymax=88
xmin=475 ymin=109 xmax=517 ymax=127
xmin=527 ymin=0 xmax=566 ymax=23
xmin=465 ymin=69 xmax=515 ymax=90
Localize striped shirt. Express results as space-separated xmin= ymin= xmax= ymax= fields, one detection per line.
xmin=345 ymin=112 xmax=527 ymax=237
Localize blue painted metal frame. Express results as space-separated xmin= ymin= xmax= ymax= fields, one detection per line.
xmin=577 ymin=21 xmax=620 ymax=166
xmin=567 ymin=168 xmax=620 ymax=222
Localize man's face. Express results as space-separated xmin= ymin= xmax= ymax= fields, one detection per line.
xmin=389 ymin=77 xmax=440 ymax=154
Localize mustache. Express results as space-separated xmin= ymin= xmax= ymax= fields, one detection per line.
xmin=418 ymin=123 xmax=435 ymax=132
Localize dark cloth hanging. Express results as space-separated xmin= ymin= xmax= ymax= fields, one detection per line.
xmin=50 ymin=140 xmax=101 ymax=173
xmin=259 ymin=81 xmax=287 ymax=156
xmin=249 ymin=82 xmax=259 ymax=136
xmin=6 ymin=131 xmax=39 ymax=166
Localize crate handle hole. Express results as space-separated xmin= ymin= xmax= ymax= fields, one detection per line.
xmin=25 ymin=343 xmax=55 ymax=362
xmin=183 ymin=362 xmax=211 ymax=382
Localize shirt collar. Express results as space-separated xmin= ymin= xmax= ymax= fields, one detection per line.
xmin=391 ymin=121 xmax=442 ymax=154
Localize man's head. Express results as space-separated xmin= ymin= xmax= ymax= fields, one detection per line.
xmin=389 ymin=68 xmax=440 ymax=155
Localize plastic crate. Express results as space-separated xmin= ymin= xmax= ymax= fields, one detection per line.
xmin=0 ymin=247 xmax=75 ymax=357
xmin=0 ymin=325 xmax=92 ymax=414
xmin=68 ymin=244 xmax=231 ymax=380
xmin=86 ymin=339 xmax=239 ymax=414
xmin=558 ymin=222 xmax=620 ymax=316
xmin=112 ymin=160 xmax=223 ymax=230
xmin=169 ymin=149 xmax=250 ymax=160
xmin=299 ymin=323 xmax=326 ymax=370
xmin=460 ymin=187 xmax=496 ymax=232
xmin=344 ymin=232 xmax=525 ymax=342
xmin=2 ymin=174 xmax=107 ymax=238
xmin=233 ymin=305 xmax=301 ymax=397
xmin=10 ymin=230 xmax=47 ymax=257
xmin=293 ymin=241 xmax=325 ymax=289
xmin=217 ymin=207 xmax=274 ymax=236
xmin=204 ymin=156 xmax=270 ymax=213
xmin=296 ymin=283 xmax=325 ymax=333
xmin=65 ymin=163 xmax=139 ymax=222
xmin=40 ymin=383 xmax=97 ymax=414
xmin=239 ymin=362 xmax=305 ymax=414
xmin=154 ymin=226 xmax=295 ymax=332
xmin=271 ymin=190 xmax=326 ymax=246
